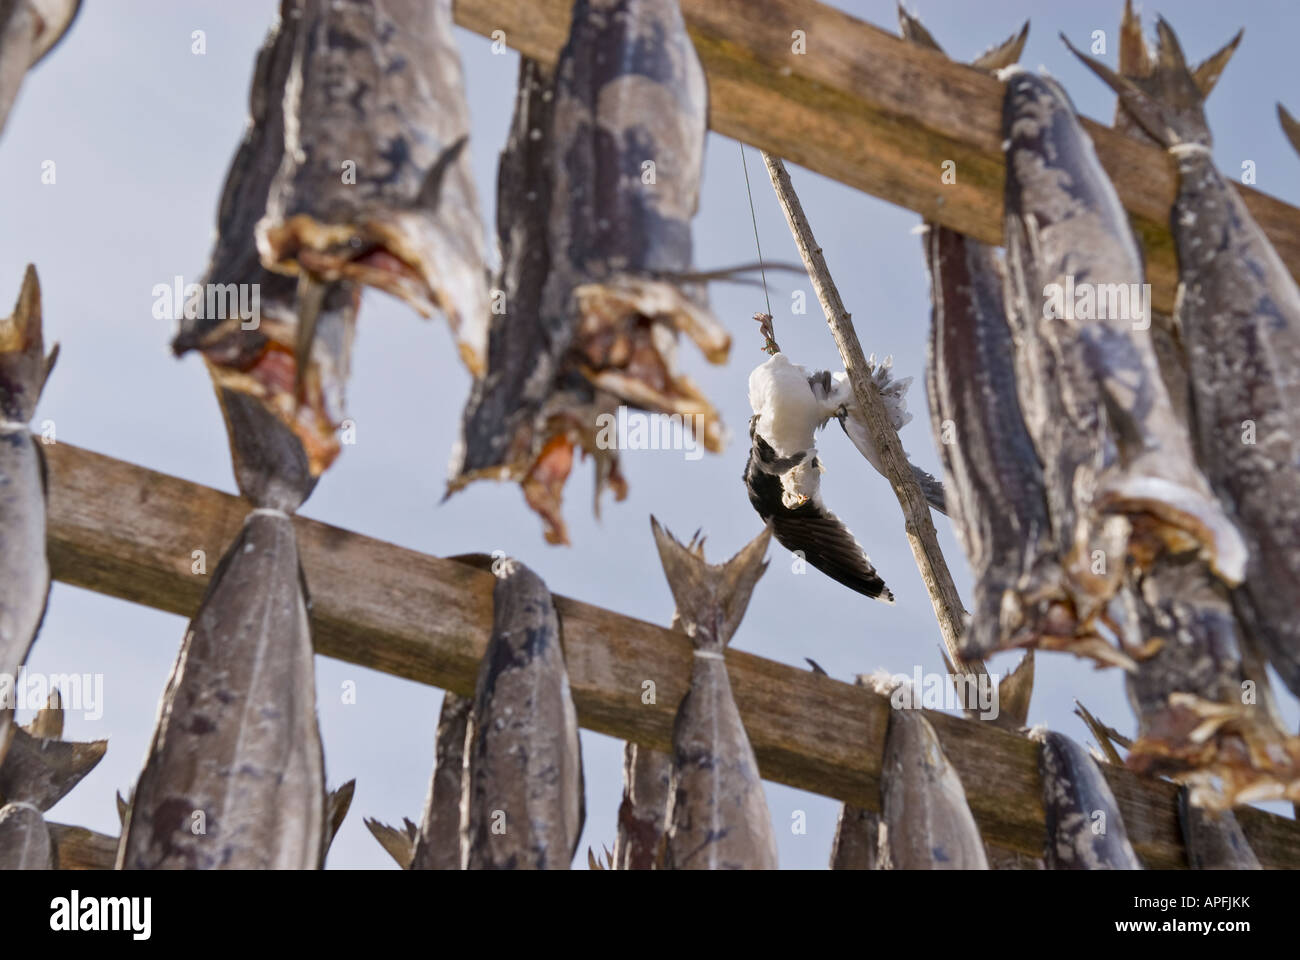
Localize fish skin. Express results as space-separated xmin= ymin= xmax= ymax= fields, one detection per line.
xmin=877 ymin=693 xmax=988 ymax=870
xmin=924 ymin=223 xmax=1075 ymax=659
xmin=256 ymin=0 xmax=488 ymax=375
xmin=450 ymin=58 xmax=563 ymax=488
xmin=829 ymin=673 xmax=880 ymax=870
xmin=1117 ymin=548 xmax=1300 ymax=804
xmin=1001 ymin=69 xmax=1246 ymax=593
xmin=0 ymin=695 xmax=101 ymax=869
xmin=548 ymin=0 xmax=728 ymax=455
xmin=446 ymin=58 xmax=627 ymax=543
xmin=322 ymin=779 xmax=354 ymax=859
xmin=120 ymin=512 xmax=326 ymax=870
xmin=899 ymin=14 xmax=1092 ymax=660
xmin=0 ymin=0 xmax=80 ymax=135
xmin=651 ymin=518 xmax=778 ymax=870
xmin=1037 ymin=730 xmax=1142 ymax=869
xmin=173 ymin=3 xmax=358 ymax=508
xmin=365 ymin=815 xmax=418 ymax=868
xmin=463 ymin=559 xmax=584 ymax=869
xmin=829 ymin=804 xmax=880 ymax=870
xmin=0 ymin=801 xmax=51 ymax=868
xmin=1070 ymin=20 xmax=1300 ymax=697
xmin=409 ymin=691 xmax=470 ymax=871
xmin=0 ymin=723 xmax=105 ymax=811
xmin=1178 ymin=787 xmax=1260 ymax=870
xmin=0 ymin=264 xmax=55 ymax=769
xmin=615 ymin=741 xmax=671 ymax=870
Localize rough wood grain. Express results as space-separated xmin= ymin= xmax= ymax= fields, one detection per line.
xmin=451 ymin=0 xmax=1300 ymax=315
xmin=48 ymin=822 xmax=119 ymax=870
xmin=762 ymin=152 xmax=982 ymax=683
xmin=40 ymin=441 xmax=1300 ymax=867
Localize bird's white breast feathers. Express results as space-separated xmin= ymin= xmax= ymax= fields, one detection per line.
xmin=748 ymin=353 xmax=822 ymax=457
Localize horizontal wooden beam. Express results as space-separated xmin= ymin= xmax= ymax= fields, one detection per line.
xmin=41 ymin=441 xmax=1300 ymax=868
xmin=453 ymin=0 xmax=1300 ymax=315
xmin=48 ymin=822 xmax=119 ymax=870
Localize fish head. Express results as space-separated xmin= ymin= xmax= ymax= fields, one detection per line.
xmin=570 ymin=279 xmax=727 ymax=455
xmin=257 ymin=206 xmax=488 ymax=377
xmin=197 ymin=280 xmax=357 ymax=508
xmin=0 ymin=264 xmax=56 ymax=422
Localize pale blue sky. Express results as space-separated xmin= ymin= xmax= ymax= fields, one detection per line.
xmin=2 ymin=0 xmax=1296 ymax=869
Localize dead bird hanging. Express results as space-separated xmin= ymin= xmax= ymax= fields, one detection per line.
xmin=743 ymin=315 xmax=930 ymax=601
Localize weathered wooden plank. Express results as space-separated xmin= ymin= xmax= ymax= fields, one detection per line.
xmin=48 ymin=822 xmax=119 ymax=870
xmin=41 ymin=441 xmax=1300 ymax=868
xmin=452 ymin=0 xmax=1300 ymax=315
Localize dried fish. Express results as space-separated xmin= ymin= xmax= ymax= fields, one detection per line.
xmin=409 ymin=691 xmax=471 ymax=871
xmin=1069 ymin=19 xmax=1300 ymax=699
xmin=874 ymin=676 xmax=988 ymax=870
xmin=1178 ymin=787 xmax=1260 ymax=870
xmin=1001 ymin=68 xmax=1246 ymax=608
xmin=0 ymin=0 xmax=79 ymax=135
xmin=651 ymin=518 xmax=777 ymax=870
xmin=548 ymin=0 xmax=728 ymax=459
xmin=447 ymin=58 xmax=626 ymax=544
xmin=616 ymin=741 xmax=671 ymax=870
xmin=173 ymin=1 xmax=357 ymax=509
xmin=119 ymin=510 xmax=326 ymax=870
xmin=256 ymin=0 xmax=487 ymax=376
xmin=323 ymin=779 xmax=354 ymax=859
xmin=923 ymin=216 xmax=1084 ymax=658
xmin=450 ymin=59 xmax=561 ymax=485
xmin=1109 ymin=1 xmax=1196 ymax=426
xmin=463 ymin=559 xmax=584 ymax=869
xmin=0 ymin=265 xmax=56 ymax=769
xmin=830 ymin=804 xmax=880 ymax=871
xmin=0 ymin=696 xmax=105 ymax=870
xmin=1035 ymin=729 xmax=1142 ymax=869
xmin=829 ymin=675 xmax=879 ymax=870
xmin=903 ymin=12 xmax=1110 ymax=663
xmin=0 ymin=801 xmax=49 ymax=868
xmin=0 ymin=724 xmax=105 ymax=812
xmin=365 ymin=816 xmax=417 ymax=869
xmin=1115 ymin=551 xmax=1300 ymax=807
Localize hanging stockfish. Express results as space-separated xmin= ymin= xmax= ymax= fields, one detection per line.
xmin=462 ymin=559 xmax=584 ymax=869
xmin=651 ymin=518 xmax=777 ymax=869
xmin=0 ymin=265 xmax=57 ymax=768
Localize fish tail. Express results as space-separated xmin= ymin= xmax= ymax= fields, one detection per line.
xmin=650 ymin=517 xmax=771 ymax=648
xmin=0 ymin=265 xmax=57 ymax=416
xmin=897 ymin=3 xmax=1027 ymax=73
xmin=1279 ymin=103 xmax=1300 ymax=159
xmin=1063 ymin=17 xmax=1241 ymax=148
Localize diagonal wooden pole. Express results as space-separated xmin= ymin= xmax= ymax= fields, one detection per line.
xmin=760 ymin=151 xmax=985 ymax=683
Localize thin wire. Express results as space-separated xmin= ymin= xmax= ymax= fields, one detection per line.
xmin=739 ymin=143 xmax=772 ymax=316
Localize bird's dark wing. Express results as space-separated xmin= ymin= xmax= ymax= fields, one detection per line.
xmin=743 ymin=443 xmax=893 ymax=602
